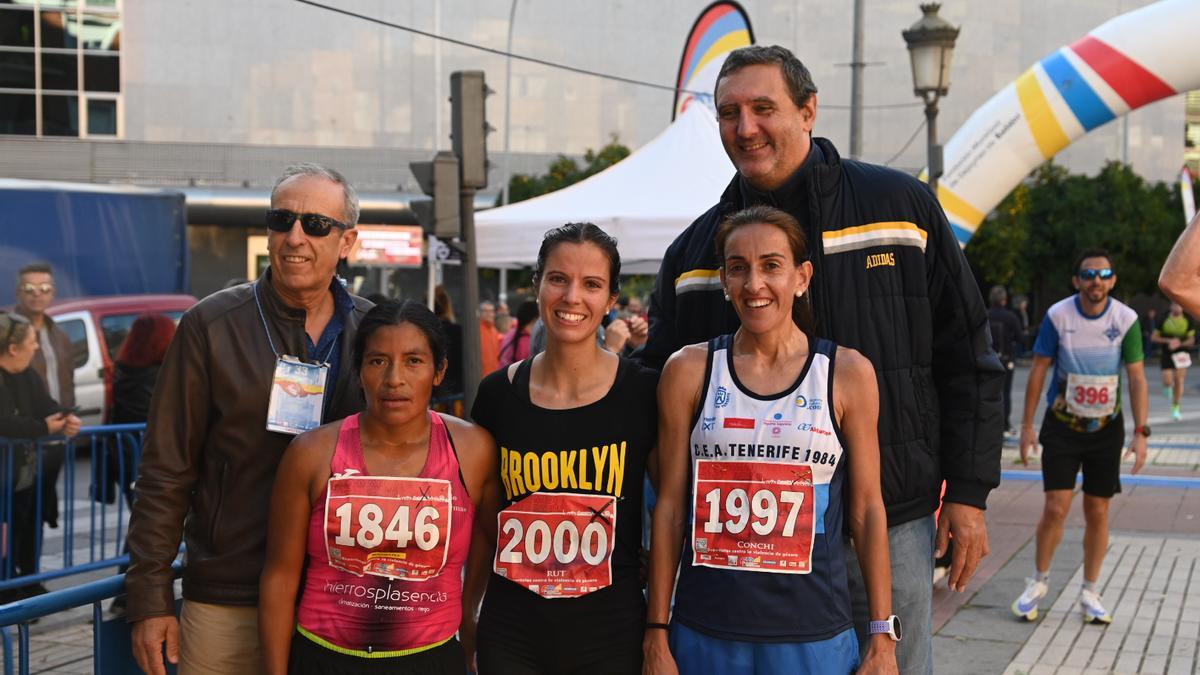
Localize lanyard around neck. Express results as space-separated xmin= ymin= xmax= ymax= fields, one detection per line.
xmin=254 ymin=282 xmax=338 ymax=364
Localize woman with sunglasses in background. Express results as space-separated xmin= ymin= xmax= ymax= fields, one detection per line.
xmin=0 ymin=312 xmax=81 ymax=601
xmin=260 ymin=300 xmax=501 ymax=674
xmin=644 ymin=206 xmax=896 ymax=675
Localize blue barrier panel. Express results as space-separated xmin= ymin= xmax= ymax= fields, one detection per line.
xmin=0 ymin=425 xmax=144 ymax=596
xmin=0 ymin=563 xmax=182 ymax=675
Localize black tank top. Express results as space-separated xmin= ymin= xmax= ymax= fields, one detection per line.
xmin=470 ymin=356 xmax=658 ymax=614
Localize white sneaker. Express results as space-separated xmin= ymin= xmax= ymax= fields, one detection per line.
xmin=1012 ymin=578 xmax=1048 ymax=621
xmin=1080 ymin=589 xmax=1113 ymax=624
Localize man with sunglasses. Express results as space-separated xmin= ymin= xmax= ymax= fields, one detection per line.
xmin=127 ymin=164 xmax=372 ymax=675
xmin=1014 ymin=249 xmax=1149 ymax=625
xmin=13 ymin=263 xmax=74 ymax=548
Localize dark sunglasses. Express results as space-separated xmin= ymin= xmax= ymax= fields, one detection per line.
xmin=1077 ymin=268 xmax=1114 ymax=281
xmin=265 ymin=209 xmax=348 ymax=237
xmin=18 ymin=282 xmax=54 ymax=295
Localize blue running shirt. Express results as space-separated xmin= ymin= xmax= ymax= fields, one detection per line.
xmin=1033 ymin=296 xmax=1143 ymax=432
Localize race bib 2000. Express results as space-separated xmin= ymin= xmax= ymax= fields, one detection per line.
xmin=692 ymin=460 xmax=816 ymax=574
xmin=494 ymin=491 xmax=616 ymax=599
xmin=324 ymin=475 xmax=452 ymax=582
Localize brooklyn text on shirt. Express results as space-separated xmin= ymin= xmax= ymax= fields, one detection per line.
xmin=499 ymin=443 xmax=628 ymax=501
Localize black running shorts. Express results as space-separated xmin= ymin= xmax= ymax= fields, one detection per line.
xmin=1038 ymin=412 xmax=1125 ymax=498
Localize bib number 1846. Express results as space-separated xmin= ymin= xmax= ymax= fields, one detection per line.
xmin=324 ymin=476 xmax=452 ymax=581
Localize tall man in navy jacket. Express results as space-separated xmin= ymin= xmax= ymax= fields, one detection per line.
xmin=641 ymin=45 xmax=1004 ymax=674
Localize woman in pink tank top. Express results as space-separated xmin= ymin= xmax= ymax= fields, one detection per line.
xmin=260 ymin=300 xmax=501 ymax=674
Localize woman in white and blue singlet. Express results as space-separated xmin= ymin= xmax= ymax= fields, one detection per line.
xmin=644 ymin=205 xmax=897 ymax=675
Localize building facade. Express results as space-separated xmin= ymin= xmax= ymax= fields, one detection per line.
xmin=0 ymin=0 xmax=1193 ymax=295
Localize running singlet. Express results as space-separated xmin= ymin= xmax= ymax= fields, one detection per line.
xmin=296 ymin=412 xmax=475 ymax=654
xmin=470 ymin=357 xmax=657 ymax=606
xmin=673 ymin=334 xmax=853 ymax=643
xmin=1034 ymin=296 xmax=1143 ymax=433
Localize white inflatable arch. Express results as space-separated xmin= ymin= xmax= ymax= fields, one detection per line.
xmin=939 ymin=0 xmax=1200 ymax=245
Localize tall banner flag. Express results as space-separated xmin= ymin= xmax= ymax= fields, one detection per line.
xmin=939 ymin=0 xmax=1200 ymax=245
xmin=673 ymin=1 xmax=754 ymax=119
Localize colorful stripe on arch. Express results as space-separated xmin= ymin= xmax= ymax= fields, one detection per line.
xmin=673 ymin=2 xmax=754 ymax=119
xmin=1018 ymin=36 xmax=1178 ymax=161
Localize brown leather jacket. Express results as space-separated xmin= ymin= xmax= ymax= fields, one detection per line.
xmin=125 ymin=273 xmax=371 ymax=622
xmin=15 ymin=311 xmax=74 ymax=409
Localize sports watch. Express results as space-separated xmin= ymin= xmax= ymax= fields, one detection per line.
xmin=868 ymin=615 xmax=902 ymax=642
xmin=1135 ymin=424 xmax=1152 ymax=438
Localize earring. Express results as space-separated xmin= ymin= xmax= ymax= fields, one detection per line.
xmin=723 ymin=291 xmax=730 ymax=301
xmin=795 ymin=289 xmax=805 ymax=298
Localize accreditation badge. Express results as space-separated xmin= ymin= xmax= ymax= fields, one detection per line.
xmin=1064 ymin=373 xmax=1119 ymax=419
xmin=1172 ymin=351 xmax=1192 ymax=369
xmin=266 ymin=355 xmax=328 ymax=434
xmin=691 ymin=460 xmax=816 ymax=574
xmin=494 ymin=491 xmax=617 ymax=598
xmin=324 ymin=475 xmax=453 ymax=581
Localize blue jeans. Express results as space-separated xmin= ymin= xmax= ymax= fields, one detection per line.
xmin=844 ymin=514 xmax=935 ymax=675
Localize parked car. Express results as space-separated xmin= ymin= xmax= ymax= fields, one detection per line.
xmin=47 ymin=294 xmax=197 ymax=426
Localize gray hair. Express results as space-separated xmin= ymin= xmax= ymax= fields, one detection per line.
xmin=989 ymin=285 xmax=1008 ymax=307
xmin=271 ymin=163 xmax=360 ymax=227
xmin=716 ymin=45 xmax=819 ymax=109
xmin=0 ymin=312 xmax=32 ymax=352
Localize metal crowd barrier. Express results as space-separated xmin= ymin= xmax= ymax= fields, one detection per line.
xmin=0 ymin=563 xmax=183 ymax=675
xmin=0 ymin=424 xmax=146 ymax=674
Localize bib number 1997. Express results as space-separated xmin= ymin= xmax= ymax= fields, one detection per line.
xmin=692 ymin=460 xmax=816 ymax=574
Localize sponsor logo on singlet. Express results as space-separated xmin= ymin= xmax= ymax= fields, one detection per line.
xmin=322 ymin=580 xmax=449 ymax=613
xmin=724 ymin=417 xmax=755 ymax=429
xmin=715 ymin=386 xmax=731 ymax=408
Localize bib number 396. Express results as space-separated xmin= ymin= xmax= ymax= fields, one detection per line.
xmin=692 ymin=460 xmax=816 ymax=574
xmin=1065 ymin=373 xmax=1119 ymax=419
xmin=494 ymin=492 xmax=616 ymax=598
xmin=324 ymin=476 xmax=452 ymax=581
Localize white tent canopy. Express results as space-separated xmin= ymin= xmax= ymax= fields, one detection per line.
xmin=476 ymin=104 xmax=734 ymax=272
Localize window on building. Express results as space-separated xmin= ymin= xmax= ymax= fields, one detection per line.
xmin=0 ymin=0 xmax=121 ymax=138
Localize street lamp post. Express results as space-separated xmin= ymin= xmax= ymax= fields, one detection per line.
xmin=902 ymin=3 xmax=959 ymax=191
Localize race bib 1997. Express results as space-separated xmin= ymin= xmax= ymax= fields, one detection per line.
xmin=324 ymin=475 xmax=452 ymax=582
xmin=494 ymin=491 xmax=616 ymax=599
xmin=692 ymin=460 xmax=815 ymax=574
xmin=1065 ymin=373 xmax=1119 ymax=419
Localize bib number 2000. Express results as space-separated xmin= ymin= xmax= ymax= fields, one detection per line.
xmin=494 ymin=492 xmax=617 ymax=599
xmin=692 ymin=460 xmax=816 ymax=574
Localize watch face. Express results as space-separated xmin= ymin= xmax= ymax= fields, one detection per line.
xmin=892 ymin=615 xmax=903 ymax=641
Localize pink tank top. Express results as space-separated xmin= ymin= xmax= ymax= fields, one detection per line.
xmin=296 ymin=412 xmax=475 ymax=654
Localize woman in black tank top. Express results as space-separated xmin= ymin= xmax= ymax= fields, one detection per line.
xmin=470 ymin=223 xmax=659 ymax=675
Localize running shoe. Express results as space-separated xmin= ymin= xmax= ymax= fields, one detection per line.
xmin=1080 ymin=589 xmax=1113 ymax=624
xmin=1172 ymin=405 xmax=1182 ymax=421
xmin=1012 ymin=578 xmax=1048 ymax=621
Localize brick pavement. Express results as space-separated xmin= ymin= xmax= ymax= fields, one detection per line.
xmin=934 ymin=466 xmax=1200 ymax=675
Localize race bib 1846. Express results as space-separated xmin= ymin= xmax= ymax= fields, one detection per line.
xmin=494 ymin=492 xmax=616 ymax=599
xmin=324 ymin=475 xmax=452 ymax=582
xmin=1065 ymin=373 xmax=1119 ymax=419
xmin=692 ymin=460 xmax=815 ymax=574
